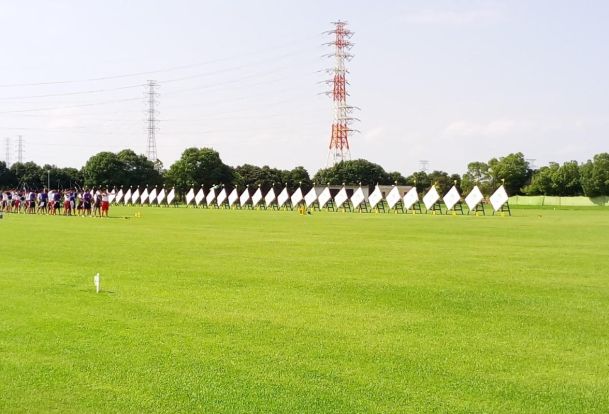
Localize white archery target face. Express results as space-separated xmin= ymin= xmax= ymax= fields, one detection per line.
xmin=368 ymin=185 xmax=383 ymax=209
xmin=304 ymin=187 xmax=317 ymax=207
xmin=252 ymin=188 xmax=263 ymax=206
xmin=228 ymin=188 xmax=239 ymax=207
xmin=108 ymin=191 xmax=116 ymax=204
xmin=185 ymin=188 xmax=195 ymax=205
xmin=443 ymin=186 xmax=461 ymax=210
xmin=114 ymin=189 xmax=124 ymax=204
xmin=290 ymin=188 xmax=303 ymax=206
xmin=403 ymin=187 xmax=418 ymax=209
xmin=465 ymin=186 xmax=483 ymax=210
xmin=124 ymin=189 xmax=132 ymax=205
xmin=490 ymin=185 xmax=509 ymax=211
xmin=167 ymin=188 xmax=176 ymax=204
xmin=386 ymin=186 xmax=401 ymax=209
xmin=239 ymin=189 xmax=250 ymax=206
xmin=131 ymin=188 xmax=140 ymax=204
xmin=140 ymin=188 xmax=149 ymax=204
xmin=318 ymin=187 xmax=331 ymax=208
xmin=423 ymin=187 xmax=440 ymax=209
xmin=265 ymin=188 xmax=276 ymax=206
xmin=334 ymin=187 xmax=348 ymax=207
xmin=351 ymin=187 xmax=365 ymax=208
xmin=216 ymin=189 xmax=227 ymax=206
xmin=195 ymin=188 xmax=205 ymax=205
xmin=205 ymin=188 xmax=216 ymax=205
xmin=148 ymin=188 xmax=157 ymax=204
xmin=277 ymin=187 xmax=289 ymax=207
xmin=156 ymin=188 xmax=166 ymax=204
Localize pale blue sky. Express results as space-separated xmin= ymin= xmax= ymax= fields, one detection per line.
xmin=1 ymin=0 xmax=607 ymax=174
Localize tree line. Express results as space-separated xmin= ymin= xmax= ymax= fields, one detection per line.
xmin=1 ymin=147 xmax=608 ymax=197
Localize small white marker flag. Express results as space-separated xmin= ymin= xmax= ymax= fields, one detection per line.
xmin=290 ymin=187 xmax=303 ymax=206
xmin=265 ymin=188 xmax=276 ymax=206
xmin=93 ymin=273 xmax=100 ymax=293
xmin=252 ymin=187 xmax=263 ymax=206
xmin=304 ymin=187 xmax=318 ymax=208
xmin=239 ymin=188 xmax=250 ymax=207
xmin=403 ymin=187 xmax=418 ymax=210
xmin=228 ymin=188 xmax=239 ymax=207
xmin=443 ymin=186 xmax=461 ymax=210
xmin=368 ymin=185 xmax=383 ymax=209
xmin=167 ymin=188 xmax=176 ymax=204
xmin=195 ymin=188 xmax=205 ymax=205
xmin=278 ymin=187 xmax=290 ymax=207
xmin=124 ymin=188 xmax=132 ymax=205
xmin=465 ymin=186 xmax=484 ymax=211
xmin=386 ymin=186 xmax=401 ymax=209
xmin=318 ymin=186 xmax=331 ymax=208
xmin=334 ymin=186 xmax=348 ymax=208
xmin=185 ymin=188 xmax=195 ymax=205
xmin=490 ymin=185 xmax=509 ymax=211
xmin=156 ymin=188 xmax=166 ymax=204
xmin=205 ymin=187 xmax=216 ymax=205
xmin=140 ymin=187 xmax=150 ymax=205
xmin=148 ymin=187 xmax=158 ymax=204
xmin=114 ymin=189 xmax=124 ymax=204
xmin=423 ymin=186 xmax=440 ymax=210
xmin=131 ymin=188 xmax=140 ymax=204
xmin=216 ymin=188 xmax=227 ymax=206
xmin=351 ymin=187 xmax=365 ymax=209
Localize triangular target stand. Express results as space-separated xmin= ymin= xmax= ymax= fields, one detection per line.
xmin=409 ymin=201 xmax=423 ymax=215
xmin=448 ymin=201 xmax=465 ymax=215
xmin=469 ymin=202 xmax=486 ymax=216
xmin=493 ymin=202 xmax=511 ymax=216
xmin=427 ymin=201 xmax=444 ymax=215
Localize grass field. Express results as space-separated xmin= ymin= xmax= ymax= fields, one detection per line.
xmin=1 ymin=206 xmax=609 ymax=413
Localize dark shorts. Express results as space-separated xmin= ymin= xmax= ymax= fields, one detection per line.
xmin=84 ymin=202 xmax=91 ymax=210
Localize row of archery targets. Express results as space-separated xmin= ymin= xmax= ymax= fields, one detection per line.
xmin=108 ymin=184 xmax=511 ymax=215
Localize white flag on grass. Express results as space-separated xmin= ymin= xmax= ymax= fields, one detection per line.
xmin=290 ymin=187 xmax=303 ymax=206
xmin=490 ymin=185 xmax=509 ymax=211
xmin=148 ymin=187 xmax=158 ymax=205
xmin=114 ymin=189 xmax=124 ymax=204
xmin=131 ymin=188 xmax=140 ymax=204
xmin=465 ymin=186 xmax=484 ymax=211
xmin=251 ymin=187 xmax=263 ymax=207
xmin=167 ymin=188 xmax=175 ymax=204
xmin=443 ymin=186 xmax=461 ymax=210
xmin=318 ymin=186 xmax=331 ymax=208
xmin=304 ymin=187 xmax=317 ymax=207
xmin=124 ymin=188 xmax=132 ymax=205
xmin=228 ymin=188 xmax=239 ymax=207
xmin=351 ymin=186 xmax=365 ymax=209
xmin=156 ymin=188 xmax=166 ymax=204
xmin=239 ymin=188 xmax=250 ymax=207
xmin=205 ymin=187 xmax=216 ymax=205
xmin=403 ymin=187 xmax=418 ymax=210
xmin=140 ymin=187 xmax=150 ymax=205
xmin=334 ymin=186 xmax=348 ymax=208
xmin=423 ymin=187 xmax=440 ymax=210
xmin=386 ymin=186 xmax=401 ymax=209
xmin=185 ymin=188 xmax=195 ymax=205
xmin=195 ymin=187 xmax=205 ymax=205
xmin=216 ymin=188 xmax=227 ymax=206
xmin=265 ymin=188 xmax=276 ymax=206
xmin=277 ymin=187 xmax=289 ymax=207
xmin=368 ymin=185 xmax=383 ymax=209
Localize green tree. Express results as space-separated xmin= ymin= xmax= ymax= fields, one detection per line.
xmin=0 ymin=161 xmax=17 ymax=188
xmin=10 ymin=162 xmax=43 ymax=189
xmin=117 ymin=149 xmax=163 ymax=188
xmin=165 ymin=147 xmax=233 ymax=193
xmin=39 ymin=164 xmax=83 ymax=189
xmin=82 ymin=152 xmax=125 ymax=188
xmin=580 ymin=153 xmax=609 ymax=197
xmin=461 ymin=161 xmax=492 ymax=195
xmin=488 ymin=152 xmax=530 ymax=195
xmin=405 ymin=171 xmax=430 ymax=193
xmin=312 ymin=159 xmax=391 ymax=187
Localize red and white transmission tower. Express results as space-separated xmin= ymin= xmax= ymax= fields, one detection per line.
xmin=324 ymin=21 xmax=358 ymax=165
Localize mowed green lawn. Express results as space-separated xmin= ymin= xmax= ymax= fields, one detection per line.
xmin=1 ymin=206 xmax=608 ymax=413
